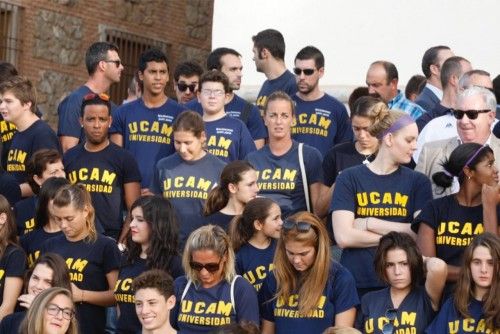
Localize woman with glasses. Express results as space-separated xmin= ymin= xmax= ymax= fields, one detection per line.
xmin=0 ymin=253 xmax=71 ymax=333
xmin=204 ymin=160 xmax=259 ymax=231
xmin=41 ymin=184 xmax=121 ymax=334
xmin=0 ymin=194 xmax=26 ymax=321
xmin=115 ymin=195 xmax=184 ymax=334
xmin=259 ymin=211 xmax=359 ymax=334
xmin=246 ymin=91 xmax=325 ymax=218
xmin=425 ymin=233 xmax=500 ymax=333
xmin=357 ymin=232 xmax=447 ymax=334
xmin=171 ymin=224 xmax=259 ymax=333
xmin=413 ymin=143 xmax=500 ymax=298
xmin=331 ymin=104 xmax=432 ymax=297
xmin=151 ymin=111 xmax=226 ymax=249
xmin=19 ymin=287 xmax=78 ymax=334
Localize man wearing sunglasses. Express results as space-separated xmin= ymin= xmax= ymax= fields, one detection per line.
xmin=252 ymin=29 xmax=298 ymax=115
xmin=58 ymin=42 xmax=123 ymax=153
xmin=173 ymin=61 xmax=203 ymax=105
xmin=416 ymin=86 xmax=500 ymax=198
xmin=110 ymin=49 xmax=185 ymax=195
xmin=291 ymin=46 xmax=353 ymax=158
xmin=415 ymin=69 xmax=494 ymax=162
xmin=366 ymin=61 xmax=425 ymax=120
xmin=185 ymin=47 xmax=267 ymax=149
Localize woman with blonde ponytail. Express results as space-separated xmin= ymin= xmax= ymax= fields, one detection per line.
xmin=331 ymin=104 xmax=432 ymax=298
xmin=41 ymin=184 xmax=120 ymax=334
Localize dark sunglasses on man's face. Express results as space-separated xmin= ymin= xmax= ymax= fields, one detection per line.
xmin=177 ymin=82 xmax=197 ymax=93
xmin=103 ymin=60 xmax=122 ymax=68
xmin=451 ymin=109 xmax=491 ymax=120
xmin=293 ymin=68 xmax=315 ymax=76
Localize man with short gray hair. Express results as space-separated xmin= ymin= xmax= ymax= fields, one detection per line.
xmin=416 ymin=86 xmax=500 ymax=198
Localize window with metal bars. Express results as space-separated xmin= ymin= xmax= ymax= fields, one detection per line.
xmin=101 ymin=27 xmax=170 ymax=104
xmin=0 ymin=1 xmax=22 ymax=66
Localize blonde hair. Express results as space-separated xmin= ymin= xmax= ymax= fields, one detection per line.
xmin=20 ymin=287 xmax=78 ymax=334
xmin=367 ymin=103 xmax=409 ymax=140
xmin=52 ymin=184 xmax=97 ymax=242
xmin=182 ymin=225 xmax=236 ymax=285
xmin=273 ymin=211 xmax=331 ymax=315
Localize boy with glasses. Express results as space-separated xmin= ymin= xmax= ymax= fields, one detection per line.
xmin=58 ymin=41 xmax=123 ymax=153
xmin=198 ymin=70 xmax=255 ymax=162
xmin=110 ymin=48 xmax=185 ymax=194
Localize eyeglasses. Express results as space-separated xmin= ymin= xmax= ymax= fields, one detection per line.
xmin=451 ymin=109 xmax=491 ymax=120
xmin=189 ymin=257 xmax=223 ymax=273
xmin=200 ymin=89 xmax=225 ymax=97
xmin=83 ymin=93 xmax=110 ymax=101
xmin=46 ymin=303 xmax=75 ymax=320
xmin=177 ymin=82 xmax=197 ymax=93
xmin=282 ymin=220 xmax=312 ymax=233
xmin=382 ymin=308 xmax=397 ymax=334
xmin=103 ymin=59 xmax=122 ymax=67
xmin=293 ymin=68 xmax=315 ymax=76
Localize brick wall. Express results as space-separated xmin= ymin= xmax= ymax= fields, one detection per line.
xmin=2 ymin=0 xmax=213 ymax=128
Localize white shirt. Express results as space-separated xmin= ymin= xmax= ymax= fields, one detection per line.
xmin=425 ymin=83 xmax=443 ymax=100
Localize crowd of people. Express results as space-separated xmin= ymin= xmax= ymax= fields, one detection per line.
xmin=0 ymin=28 xmax=499 ymax=334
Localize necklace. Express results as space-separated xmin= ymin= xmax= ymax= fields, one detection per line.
xmin=362 ymin=152 xmax=374 ymax=165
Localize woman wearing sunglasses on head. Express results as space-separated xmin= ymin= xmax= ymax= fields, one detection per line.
xmin=425 ymin=233 xmax=500 ymax=333
xmin=171 ymin=224 xmax=259 ymax=333
xmin=258 ymin=211 xmax=359 ymax=334
xmin=0 ymin=253 xmax=71 ymax=333
xmin=151 ymin=111 xmax=226 ymax=249
xmin=413 ymin=143 xmax=500 ymax=298
xmin=19 ymin=287 xmax=78 ymax=334
xmin=204 ymin=160 xmax=259 ymax=231
xmin=114 ymin=195 xmax=184 ymax=334
xmin=41 ymin=184 xmax=121 ymax=334
xmin=357 ymin=232 xmax=447 ymax=334
xmin=331 ymin=104 xmax=432 ymax=298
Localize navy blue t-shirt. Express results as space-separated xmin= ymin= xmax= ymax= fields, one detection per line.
xmin=115 ymin=255 xmax=184 ymax=334
xmin=151 ymin=152 xmax=226 ymax=247
xmin=185 ymin=94 xmax=267 ymax=141
xmin=412 ymin=195 xmax=490 ymax=267
xmin=205 ymin=115 xmax=256 ymax=163
xmin=14 ymin=196 xmax=37 ymax=235
xmin=6 ymin=120 xmax=60 ymax=184
xmin=236 ymin=239 xmax=276 ymax=291
xmin=0 ymin=170 xmax=21 ymax=206
xmin=0 ymin=245 xmax=26 ymax=305
xmin=291 ymin=93 xmax=353 ymax=157
xmin=57 ymin=85 xmax=92 ymax=142
xmin=330 ymin=165 xmax=432 ymax=289
xmin=203 ymin=212 xmax=234 ymax=232
xmin=357 ymin=286 xmax=436 ymax=334
xmin=172 ymin=275 xmax=259 ymax=333
xmin=246 ymin=141 xmax=323 ymax=218
xmin=64 ymin=142 xmax=141 ymax=238
xmin=256 ymin=70 xmax=298 ymax=114
xmin=20 ymin=228 xmax=63 ymax=268
xmin=0 ymin=117 xmax=17 ymax=170
xmin=425 ymin=297 xmax=494 ymax=334
xmin=110 ymin=98 xmax=185 ymax=188
xmin=0 ymin=310 xmax=25 ymax=334
xmin=41 ymin=234 xmax=120 ymax=334
xmin=258 ymin=260 xmax=359 ymax=334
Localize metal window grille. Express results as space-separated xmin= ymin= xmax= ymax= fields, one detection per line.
xmin=0 ymin=1 xmax=22 ymax=65
xmin=101 ymin=27 xmax=170 ymax=104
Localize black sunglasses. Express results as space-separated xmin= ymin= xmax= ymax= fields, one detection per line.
xmin=103 ymin=59 xmax=122 ymax=68
xmin=451 ymin=109 xmax=491 ymax=120
xmin=282 ymin=220 xmax=312 ymax=232
xmin=382 ymin=308 xmax=397 ymax=334
xmin=293 ymin=68 xmax=315 ymax=76
xmin=189 ymin=257 xmax=223 ymax=273
xmin=177 ymin=82 xmax=197 ymax=93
